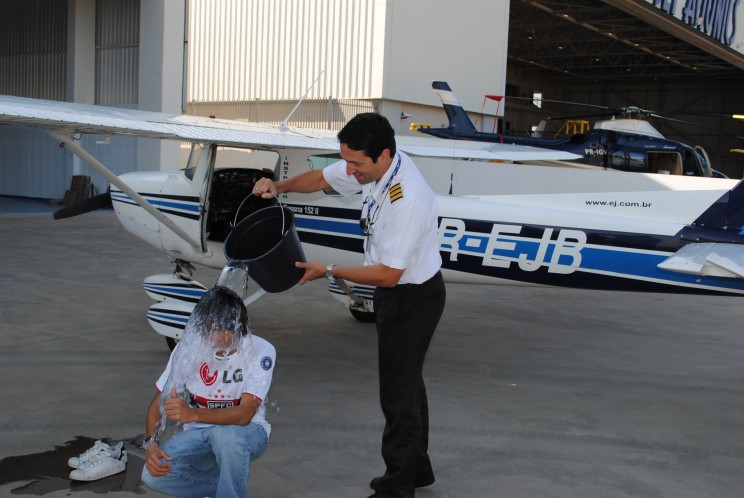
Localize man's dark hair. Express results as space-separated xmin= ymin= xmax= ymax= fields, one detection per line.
xmin=337 ymin=112 xmax=396 ymax=162
xmin=190 ymin=285 xmax=250 ymax=337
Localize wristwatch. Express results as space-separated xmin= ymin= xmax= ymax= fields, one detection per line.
xmin=325 ymin=263 xmax=336 ymax=282
xmin=142 ymin=435 xmax=160 ymax=449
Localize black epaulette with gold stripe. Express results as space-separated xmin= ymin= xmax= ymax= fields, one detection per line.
xmin=389 ymin=183 xmax=403 ymax=203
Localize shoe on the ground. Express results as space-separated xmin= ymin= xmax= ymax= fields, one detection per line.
xmin=68 ymin=440 xmax=119 ymax=469
xmin=69 ymin=444 xmax=127 ymax=481
xmin=369 ymin=474 xmax=435 ymax=490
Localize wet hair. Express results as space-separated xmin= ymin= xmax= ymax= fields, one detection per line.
xmin=337 ymin=112 xmax=396 ymax=162
xmin=186 ymin=285 xmax=249 ymax=339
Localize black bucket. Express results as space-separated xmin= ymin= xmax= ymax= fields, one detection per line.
xmin=224 ymin=205 xmax=306 ymax=293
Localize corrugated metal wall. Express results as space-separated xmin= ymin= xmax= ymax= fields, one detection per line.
xmin=0 ymin=0 xmax=141 ymax=200
xmin=185 ymin=0 xmax=511 ymax=129
xmin=0 ymin=0 xmax=67 ymax=100
xmin=188 ymin=0 xmax=384 ymax=103
xmin=0 ymin=0 xmax=68 ymax=198
xmin=96 ymin=0 xmax=139 ymax=105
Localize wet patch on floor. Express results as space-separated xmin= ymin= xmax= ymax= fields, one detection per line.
xmin=0 ymin=436 xmax=146 ymax=495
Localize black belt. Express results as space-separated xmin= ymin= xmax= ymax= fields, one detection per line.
xmin=394 ymin=271 xmax=441 ymax=288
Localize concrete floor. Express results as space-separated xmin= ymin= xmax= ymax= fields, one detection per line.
xmin=1 ymin=198 xmax=744 ymax=497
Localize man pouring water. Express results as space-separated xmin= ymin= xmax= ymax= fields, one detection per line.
xmin=253 ymin=112 xmax=446 ymax=498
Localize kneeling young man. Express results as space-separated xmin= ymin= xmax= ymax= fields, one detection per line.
xmin=141 ymin=286 xmax=276 ymax=498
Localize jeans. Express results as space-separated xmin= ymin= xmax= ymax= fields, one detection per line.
xmin=141 ymin=422 xmax=269 ymax=498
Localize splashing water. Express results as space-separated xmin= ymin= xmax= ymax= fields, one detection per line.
xmin=155 ymin=286 xmax=254 ymax=441
xmin=216 ymin=262 xmax=250 ymax=299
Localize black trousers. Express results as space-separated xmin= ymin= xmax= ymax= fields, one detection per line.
xmin=372 ymin=271 xmax=446 ymax=498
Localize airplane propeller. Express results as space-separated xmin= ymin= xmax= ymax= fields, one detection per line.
xmin=53 ymin=191 xmax=113 ymax=220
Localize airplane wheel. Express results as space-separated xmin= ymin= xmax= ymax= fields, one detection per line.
xmin=166 ymin=337 xmax=179 ymax=351
xmin=350 ymin=309 xmax=376 ymax=323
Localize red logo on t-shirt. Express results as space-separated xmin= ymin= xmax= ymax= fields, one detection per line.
xmin=200 ymin=363 xmax=218 ymax=386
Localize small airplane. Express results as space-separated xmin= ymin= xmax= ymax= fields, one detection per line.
xmin=415 ymin=81 xmax=724 ymax=178
xmin=2 ymin=94 xmax=744 ymax=351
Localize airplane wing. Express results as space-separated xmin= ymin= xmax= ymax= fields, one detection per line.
xmin=0 ymin=95 xmax=579 ymax=162
xmin=395 ymin=134 xmax=580 ymax=161
xmin=0 ymin=94 xmax=342 ymax=150
xmin=658 ymin=242 xmax=744 ymax=278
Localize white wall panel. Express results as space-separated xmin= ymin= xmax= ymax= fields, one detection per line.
xmin=187 ymin=0 xmax=508 ymax=113
xmin=387 ymin=0 xmax=509 ymax=112
xmin=188 ymin=0 xmax=384 ymax=102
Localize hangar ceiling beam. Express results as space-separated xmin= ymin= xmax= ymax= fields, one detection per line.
xmin=608 ymin=0 xmax=744 ymax=72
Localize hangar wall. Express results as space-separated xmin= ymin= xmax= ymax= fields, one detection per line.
xmin=0 ymin=0 xmax=510 ymax=200
xmin=185 ymin=0 xmax=509 ymax=133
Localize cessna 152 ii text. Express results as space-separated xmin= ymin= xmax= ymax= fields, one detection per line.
xmin=416 ymin=81 xmax=722 ymax=178
xmin=2 ymin=94 xmax=744 ymax=350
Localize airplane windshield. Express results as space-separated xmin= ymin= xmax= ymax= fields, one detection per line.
xmin=184 ymin=143 xmax=207 ymax=180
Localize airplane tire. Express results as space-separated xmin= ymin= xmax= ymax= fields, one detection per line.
xmin=350 ymin=308 xmax=376 ymax=323
xmin=166 ymin=336 xmax=179 ymax=351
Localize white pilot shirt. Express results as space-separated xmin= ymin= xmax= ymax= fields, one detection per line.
xmin=322 ymin=151 xmax=441 ymax=284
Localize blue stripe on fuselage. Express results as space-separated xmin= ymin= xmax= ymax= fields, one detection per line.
xmin=295 ymin=211 xmax=744 ymax=294
xmin=295 ymin=216 xmax=363 ymax=236
xmin=111 ymin=191 xmax=200 ymax=213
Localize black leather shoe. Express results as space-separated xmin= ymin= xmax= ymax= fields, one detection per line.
xmin=369 ymin=475 xmax=435 ymax=490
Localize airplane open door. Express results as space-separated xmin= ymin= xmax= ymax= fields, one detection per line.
xmin=156 ymin=143 xmax=215 ymax=261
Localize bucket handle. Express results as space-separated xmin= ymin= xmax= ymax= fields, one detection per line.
xmin=232 ymin=192 xmax=288 ymax=236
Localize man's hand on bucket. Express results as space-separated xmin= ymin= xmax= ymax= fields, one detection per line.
xmin=296 ymin=261 xmax=325 ymax=285
xmin=252 ymin=178 xmax=277 ymax=199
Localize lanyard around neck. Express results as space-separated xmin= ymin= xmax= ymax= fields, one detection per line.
xmin=364 ymin=155 xmax=402 ymax=220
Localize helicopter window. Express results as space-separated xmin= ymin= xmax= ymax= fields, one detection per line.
xmin=627 ymin=151 xmax=647 ymax=172
xmin=611 ymin=150 xmax=648 ymax=173
xmin=610 ymin=151 xmax=627 ymax=169
xmin=682 ymin=149 xmax=703 ymax=176
xmin=648 ymin=152 xmax=682 ymax=175
xmin=307 ymin=153 xmax=342 ymax=196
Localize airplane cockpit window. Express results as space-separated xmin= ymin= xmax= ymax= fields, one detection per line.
xmin=184 ymin=143 xmax=207 ymax=181
xmin=308 ymin=153 xmax=342 ymax=196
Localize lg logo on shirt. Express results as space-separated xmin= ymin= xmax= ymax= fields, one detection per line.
xmin=200 ymin=363 xmax=244 ymax=386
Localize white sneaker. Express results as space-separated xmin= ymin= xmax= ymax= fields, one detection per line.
xmin=68 ymin=440 xmax=118 ymax=469
xmin=69 ymin=444 xmax=127 ymax=481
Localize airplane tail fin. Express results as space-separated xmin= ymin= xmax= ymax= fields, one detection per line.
xmin=692 ymin=179 xmax=744 ymax=233
xmin=431 ymin=81 xmax=478 ymax=135
xmin=532 ymin=120 xmax=547 ymax=138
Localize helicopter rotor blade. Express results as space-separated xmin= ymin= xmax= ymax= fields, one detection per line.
xmin=646 ymin=113 xmax=727 ymax=133
xmin=504 ymin=95 xmax=612 ymax=111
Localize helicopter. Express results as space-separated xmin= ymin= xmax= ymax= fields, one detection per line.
xmin=415 ymin=81 xmax=726 ymax=178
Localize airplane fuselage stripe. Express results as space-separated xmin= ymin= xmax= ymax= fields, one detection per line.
xmin=293 ymin=210 xmax=744 ymax=295
xmin=111 ymin=190 xmax=201 ymax=221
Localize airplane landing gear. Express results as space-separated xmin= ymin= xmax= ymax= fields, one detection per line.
xmin=350 ymin=308 xmax=376 ymax=323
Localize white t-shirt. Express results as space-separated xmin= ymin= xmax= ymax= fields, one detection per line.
xmin=156 ymin=334 xmax=276 ymax=436
xmin=323 ymin=151 xmax=441 ymax=284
